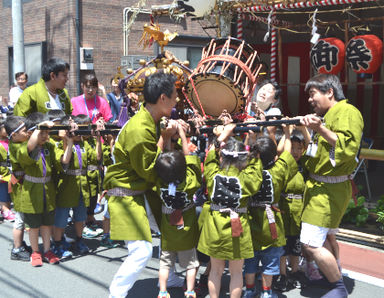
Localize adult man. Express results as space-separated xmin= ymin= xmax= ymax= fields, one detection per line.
xmin=13 ymin=58 xmax=72 ymax=116
xmin=9 ymin=72 xmax=28 ymax=107
xmin=104 ymin=72 xmax=178 ymax=298
xmin=300 ymin=74 xmax=363 ymax=297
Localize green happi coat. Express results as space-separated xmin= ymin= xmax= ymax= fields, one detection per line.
xmin=13 ymin=78 xmax=72 ymax=117
xmin=197 ymin=149 xmax=263 ymax=260
xmin=157 ymin=155 xmax=201 ymax=251
xmin=0 ymin=142 xmax=10 ymax=183
xmin=8 ymin=142 xmax=25 ymax=211
xmin=102 ymin=143 xmax=113 ymax=167
xmin=17 ymin=142 xmax=61 ymax=214
xmin=279 ymin=169 xmax=305 ymax=236
xmin=103 ymin=105 xmax=162 ymax=242
xmin=85 ymin=138 xmax=100 ymax=198
xmin=302 ymin=100 xmax=363 ymax=228
xmin=248 ymin=151 xmax=298 ymax=251
xmin=55 ymin=141 xmax=92 ymax=208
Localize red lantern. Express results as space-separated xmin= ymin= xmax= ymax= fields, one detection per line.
xmin=310 ymin=38 xmax=345 ymax=74
xmin=346 ymin=34 xmax=383 ymax=74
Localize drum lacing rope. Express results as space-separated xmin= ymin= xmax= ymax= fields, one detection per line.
xmin=188 ymin=76 xmax=207 ymax=118
xmin=181 ymin=87 xmax=200 ymax=116
xmin=196 ymin=55 xmax=256 ymax=86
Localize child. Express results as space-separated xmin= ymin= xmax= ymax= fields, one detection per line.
xmin=0 ymin=117 xmax=15 ymax=221
xmin=12 ymin=112 xmax=64 ymax=266
xmin=197 ymin=124 xmax=263 ymax=298
xmin=72 ymin=114 xmax=104 ymax=239
xmin=52 ymin=116 xmax=103 ymax=257
xmin=274 ymin=129 xmax=307 ymax=291
xmin=244 ymin=126 xmax=298 ymax=298
xmin=5 ymin=116 xmax=32 ymax=261
xmin=155 ymin=122 xmax=201 ymax=298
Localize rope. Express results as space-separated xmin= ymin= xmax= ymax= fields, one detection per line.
xmin=188 ymin=76 xmax=207 ymax=118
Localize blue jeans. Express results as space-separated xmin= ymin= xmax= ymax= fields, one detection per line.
xmin=244 ymin=246 xmax=284 ymax=275
xmin=54 ymin=196 xmax=87 ymax=228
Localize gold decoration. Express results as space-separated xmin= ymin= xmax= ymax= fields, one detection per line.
xmin=139 ymin=23 xmax=178 ymax=52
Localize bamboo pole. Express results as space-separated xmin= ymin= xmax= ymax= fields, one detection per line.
xmin=359 ymin=148 xmax=384 ymax=161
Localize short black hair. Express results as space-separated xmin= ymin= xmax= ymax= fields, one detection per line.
xmin=305 ymin=74 xmax=345 ymax=101
xmin=72 ymin=114 xmax=91 ymax=125
xmin=60 ymin=115 xmax=71 ymax=126
xmin=251 ymin=136 xmax=277 ymax=169
xmin=4 ymin=115 xmax=25 ymax=136
xmin=143 ymin=72 xmax=177 ymax=104
xmin=47 ymin=109 xmax=66 ymax=121
xmin=82 ymin=73 xmax=98 ymax=87
xmin=15 ymin=72 xmax=28 ymax=80
xmin=291 ymin=129 xmax=305 ymax=145
xmin=42 ymin=58 xmax=70 ymax=82
xmin=155 ymin=150 xmax=186 ymax=184
xmin=220 ymin=137 xmax=249 ymax=171
xmin=25 ymin=112 xmax=48 ymax=130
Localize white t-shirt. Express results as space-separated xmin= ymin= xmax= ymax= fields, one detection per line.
xmin=8 ymin=86 xmax=23 ymax=107
xmin=46 ymin=92 xmax=63 ymax=110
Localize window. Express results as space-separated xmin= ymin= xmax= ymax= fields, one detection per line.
xmin=8 ymin=42 xmax=47 ymax=87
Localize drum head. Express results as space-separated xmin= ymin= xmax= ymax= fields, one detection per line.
xmin=185 ymin=73 xmax=244 ymax=117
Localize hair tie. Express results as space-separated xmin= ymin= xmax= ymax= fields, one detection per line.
xmin=221 ymin=149 xmax=248 ymax=157
xmin=8 ymin=122 xmax=25 ymax=140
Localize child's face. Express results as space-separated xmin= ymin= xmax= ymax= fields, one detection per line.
xmin=291 ymin=141 xmax=304 ymax=162
xmin=11 ymin=126 xmax=29 ymax=143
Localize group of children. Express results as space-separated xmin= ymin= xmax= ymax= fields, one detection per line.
xmin=148 ymin=108 xmax=326 ymax=298
xmin=0 ymin=109 xmax=116 ymax=266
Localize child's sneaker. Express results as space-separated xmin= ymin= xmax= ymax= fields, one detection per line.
xmin=76 ymin=239 xmax=89 ymax=254
xmin=43 ymin=250 xmax=60 ymax=264
xmin=52 ymin=242 xmax=73 ymax=260
xmin=260 ymin=289 xmax=278 ymax=298
xmin=31 ymin=251 xmax=43 ymax=267
xmin=273 ymin=274 xmax=288 ymax=292
xmin=243 ymin=289 xmax=256 ymax=298
xmin=61 ymin=236 xmax=73 ymax=250
xmin=82 ymin=226 xmax=101 ymax=238
xmin=11 ymin=246 xmax=30 ymax=261
xmin=100 ymin=235 xmax=118 ymax=248
xmin=3 ymin=210 xmax=15 ymax=221
xmin=157 ymin=291 xmax=170 ymax=298
xmin=184 ymin=290 xmax=196 ymax=298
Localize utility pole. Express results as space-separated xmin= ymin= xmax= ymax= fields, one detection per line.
xmin=12 ymin=0 xmax=25 ymax=78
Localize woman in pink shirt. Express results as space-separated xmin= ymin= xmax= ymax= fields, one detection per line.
xmin=71 ymin=74 xmax=112 ymax=123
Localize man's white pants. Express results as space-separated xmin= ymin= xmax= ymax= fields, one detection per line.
xmin=109 ymin=240 xmax=153 ymax=298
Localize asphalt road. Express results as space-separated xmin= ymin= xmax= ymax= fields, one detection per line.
xmin=0 ymin=217 xmax=382 ymax=298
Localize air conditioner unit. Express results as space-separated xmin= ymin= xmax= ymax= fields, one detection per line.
xmin=80 ymin=47 xmax=94 ymax=70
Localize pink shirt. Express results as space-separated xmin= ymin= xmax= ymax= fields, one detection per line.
xmin=71 ymin=94 xmax=112 ymax=123
xmin=0 ymin=140 xmax=8 ymax=152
